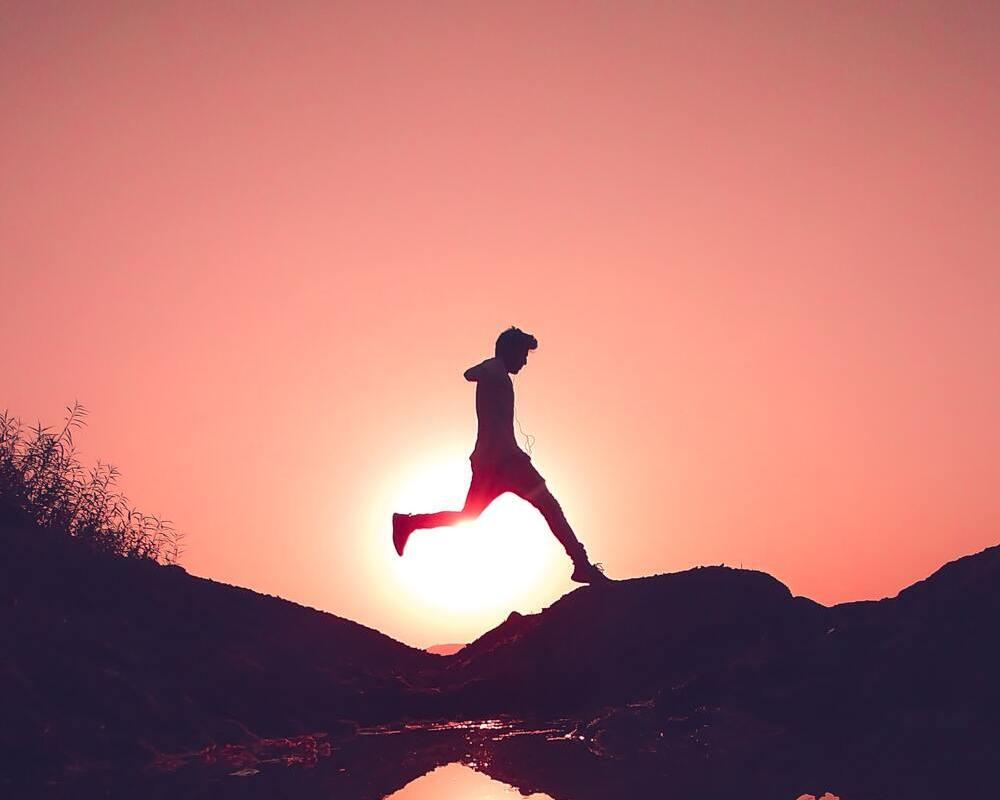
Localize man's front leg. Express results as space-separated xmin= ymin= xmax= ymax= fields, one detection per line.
xmin=530 ymin=489 xmax=588 ymax=565
xmin=530 ymin=489 xmax=609 ymax=583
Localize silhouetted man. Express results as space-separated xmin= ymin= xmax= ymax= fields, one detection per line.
xmin=392 ymin=327 xmax=608 ymax=584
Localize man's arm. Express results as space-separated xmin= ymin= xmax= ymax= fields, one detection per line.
xmin=464 ymin=357 xmax=501 ymax=382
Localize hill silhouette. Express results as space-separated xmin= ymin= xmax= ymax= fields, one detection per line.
xmin=434 ymin=549 xmax=1000 ymax=797
xmin=4 ymin=516 xmax=998 ymax=796
xmin=0 ymin=522 xmax=438 ymax=780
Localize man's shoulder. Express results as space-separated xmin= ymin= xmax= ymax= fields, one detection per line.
xmin=466 ymin=356 xmax=509 ymax=382
xmin=477 ymin=358 xmax=508 ymax=380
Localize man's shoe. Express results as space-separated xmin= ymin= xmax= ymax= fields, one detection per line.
xmin=571 ymin=561 xmax=610 ymax=584
xmin=392 ymin=513 xmax=413 ymax=556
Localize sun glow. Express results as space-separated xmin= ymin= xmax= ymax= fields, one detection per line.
xmin=382 ymin=456 xmax=567 ymax=627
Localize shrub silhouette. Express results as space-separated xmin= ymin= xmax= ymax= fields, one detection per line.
xmin=0 ymin=401 xmax=182 ymax=563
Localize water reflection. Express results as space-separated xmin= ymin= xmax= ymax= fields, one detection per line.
xmin=45 ymin=717 xmax=848 ymax=800
xmin=385 ymin=762 xmax=554 ymax=800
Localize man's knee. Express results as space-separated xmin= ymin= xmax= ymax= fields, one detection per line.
xmin=461 ymin=497 xmax=489 ymax=520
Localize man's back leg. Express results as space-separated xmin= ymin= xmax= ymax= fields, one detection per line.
xmin=524 ymin=486 xmax=608 ymax=583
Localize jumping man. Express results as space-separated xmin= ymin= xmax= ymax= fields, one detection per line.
xmin=392 ymin=327 xmax=609 ymax=584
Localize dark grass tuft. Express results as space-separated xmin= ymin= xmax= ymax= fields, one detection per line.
xmin=0 ymin=401 xmax=182 ymax=564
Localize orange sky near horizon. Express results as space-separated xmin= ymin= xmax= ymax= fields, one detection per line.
xmin=2 ymin=2 xmax=998 ymax=647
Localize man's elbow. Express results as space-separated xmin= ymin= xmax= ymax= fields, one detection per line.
xmin=463 ymin=369 xmax=478 ymax=382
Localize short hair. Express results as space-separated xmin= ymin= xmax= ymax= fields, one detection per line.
xmin=495 ymin=326 xmax=538 ymax=361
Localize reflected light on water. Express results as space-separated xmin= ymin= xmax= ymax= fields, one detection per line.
xmin=384 ymin=762 xmax=555 ymax=800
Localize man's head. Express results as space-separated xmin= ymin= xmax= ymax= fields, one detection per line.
xmin=495 ymin=326 xmax=538 ymax=374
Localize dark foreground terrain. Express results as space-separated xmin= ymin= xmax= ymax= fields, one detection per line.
xmin=3 ymin=519 xmax=998 ymax=798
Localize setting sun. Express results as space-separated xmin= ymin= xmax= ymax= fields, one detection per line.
xmin=377 ymin=456 xmax=569 ymax=635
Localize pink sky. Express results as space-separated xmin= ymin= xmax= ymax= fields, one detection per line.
xmin=2 ymin=2 xmax=998 ymax=646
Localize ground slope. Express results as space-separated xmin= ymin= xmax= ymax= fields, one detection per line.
xmin=0 ymin=523 xmax=438 ymax=777
xmin=5 ymin=514 xmax=999 ymax=796
xmin=439 ymin=546 xmax=1000 ymax=797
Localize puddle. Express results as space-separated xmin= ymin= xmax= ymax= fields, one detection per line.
xmin=29 ymin=717 xmax=846 ymax=800
xmin=385 ymin=762 xmax=554 ymax=799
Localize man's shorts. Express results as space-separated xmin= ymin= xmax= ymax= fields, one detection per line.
xmin=466 ymin=452 xmax=546 ymax=510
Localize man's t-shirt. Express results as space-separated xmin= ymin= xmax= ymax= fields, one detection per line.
xmin=464 ymin=357 xmax=524 ymax=469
